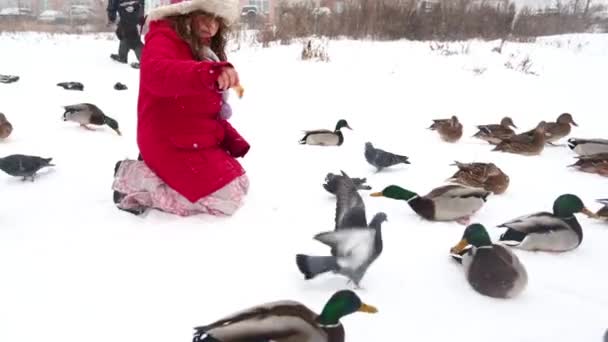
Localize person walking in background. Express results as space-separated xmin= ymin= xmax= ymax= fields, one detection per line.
xmin=107 ymin=0 xmax=145 ymax=67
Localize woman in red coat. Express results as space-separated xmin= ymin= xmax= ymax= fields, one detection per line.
xmin=112 ymin=0 xmax=250 ymax=217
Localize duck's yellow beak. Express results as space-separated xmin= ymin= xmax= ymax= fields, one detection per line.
xmin=358 ymin=303 xmax=378 ymax=313
xmin=582 ymin=207 xmax=598 ymax=218
xmin=450 ymin=239 xmax=469 ymax=254
xmin=370 ymin=192 xmax=383 ymax=197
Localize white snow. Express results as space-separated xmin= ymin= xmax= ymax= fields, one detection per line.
xmin=1 ymin=31 xmax=608 ymax=342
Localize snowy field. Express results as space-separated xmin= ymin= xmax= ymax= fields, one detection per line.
xmin=1 ymin=31 xmax=608 ymax=342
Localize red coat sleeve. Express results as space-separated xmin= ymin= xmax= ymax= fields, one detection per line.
xmin=220 ymin=120 xmax=250 ymax=158
xmin=140 ymin=30 xmax=232 ymax=98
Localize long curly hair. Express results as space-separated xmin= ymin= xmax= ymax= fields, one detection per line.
xmin=167 ymin=10 xmax=228 ymax=61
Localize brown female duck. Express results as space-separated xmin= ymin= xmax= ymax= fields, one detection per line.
xmin=428 ymin=115 xmax=463 ymax=142
xmin=523 ymin=113 xmax=577 ymax=145
xmin=0 ymin=113 xmax=13 ymax=139
xmin=567 ymin=153 xmax=608 ymax=177
xmin=492 ymin=121 xmax=546 ymax=156
xmin=472 ymin=116 xmax=517 ymax=144
xmin=191 ymin=290 xmax=377 ymax=342
xmin=595 ymin=198 xmax=608 ymax=220
xmin=447 ymin=161 xmax=510 ymax=194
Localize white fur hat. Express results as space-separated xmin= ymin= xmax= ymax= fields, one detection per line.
xmin=147 ymin=0 xmax=240 ymax=25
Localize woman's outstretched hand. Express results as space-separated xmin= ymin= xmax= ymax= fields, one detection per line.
xmin=217 ymin=67 xmax=240 ymax=91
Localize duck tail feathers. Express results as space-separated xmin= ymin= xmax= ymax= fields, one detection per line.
xmin=192 ymin=329 xmax=221 ymax=342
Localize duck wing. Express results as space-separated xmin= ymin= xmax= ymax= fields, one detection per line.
xmin=425 ymin=184 xmax=489 ymax=200
xmin=194 ymin=300 xmax=326 ymax=341
xmin=424 ymin=184 xmax=463 ymax=198
xmin=498 ymin=211 xmax=570 ymax=233
xmin=302 ymin=128 xmax=333 ymax=135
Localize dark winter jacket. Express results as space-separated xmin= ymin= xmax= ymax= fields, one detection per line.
xmin=107 ymin=0 xmax=145 ymax=28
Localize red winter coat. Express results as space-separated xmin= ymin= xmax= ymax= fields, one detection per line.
xmin=137 ymin=20 xmax=250 ymax=203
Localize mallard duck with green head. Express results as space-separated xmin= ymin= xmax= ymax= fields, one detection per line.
xmin=299 ymin=119 xmax=352 ymax=146
xmin=370 ymin=184 xmax=490 ymax=225
xmin=497 ymin=194 xmax=596 ymax=252
xmin=191 ymin=289 xmax=377 ymax=342
xmin=450 ymin=223 xmax=528 ymax=299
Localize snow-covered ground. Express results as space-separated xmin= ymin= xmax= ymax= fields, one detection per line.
xmin=1 ymin=31 xmax=607 ymax=342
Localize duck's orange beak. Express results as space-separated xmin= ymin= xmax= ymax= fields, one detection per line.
xmin=358 ymin=303 xmax=378 ymax=313
xmin=450 ymin=239 xmax=469 ymax=254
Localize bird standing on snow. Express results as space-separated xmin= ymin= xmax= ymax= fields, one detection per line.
xmin=0 ymin=154 xmax=54 ymax=181
xmin=428 ymin=115 xmax=463 ymax=142
xmin=498 ymin=194 xmax=596 ymax=252
xmin=57 ymin=82 xmax=84 ymax=91
xmin=567 ymin=153 xmax=608 ymax=177
xmin=567 ymin=138 xmax=608 ymax=156
xmin=472 ymin=116 xmax=517 ymax=145
xmin=0 ymin=112 xmax=13 ymax=139
xmin=299 ymin=119 xmax=352 ymax=146
xmin=364 ymin=142 xmax=410 ymax=172
xmin=594 ymin=198 xmax=608 ymax=221
xmin=492 ymin=121 xmax=546 ymax=156
xmin=447 ymin=161 xmax=510 ymax=194
xmin=296 ymin=171 xmax=387 ymax=288
xmin=0 ymin=74 xmax=19 ymax=84
xmin=62 ymin=103 xmax=122 ymax=135
xmin=323 ymin=172 xmax=371 ymax=195
xmin=450 ymin=223 xmax=528 ymax=299
xmin=522 ymin=113 xmax=578 ymax=145
xmin=191 ymin=289 xmax=377 ymax=342
xmin=370 ymin=183 xmax=490 ymax=225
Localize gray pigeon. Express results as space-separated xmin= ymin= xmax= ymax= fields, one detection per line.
xmin=62 ymin=103 xmax=121 ymax=135
xmin=323 ymin=172 xmax=371 ymax=195
xmin=296 ymin=170 xmax=388 ymax=288
xmin=0 ymin=154 xmax=54 ymax=181
xmin=364 ymin=142 xmax=410 ymax=171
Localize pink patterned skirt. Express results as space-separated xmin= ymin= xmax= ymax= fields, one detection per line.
xmin=112 ymin=159 xmax=249 ymax=217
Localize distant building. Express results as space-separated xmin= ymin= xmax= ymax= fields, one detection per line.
xmin=0 ymin=0 xmax=99 ymax=15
